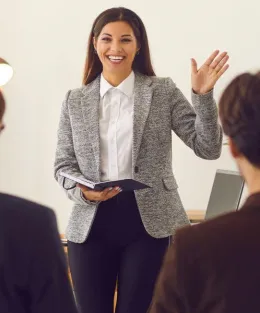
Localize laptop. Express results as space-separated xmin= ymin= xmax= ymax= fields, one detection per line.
xmin=205 ymin=169 xmax=245 ymax=220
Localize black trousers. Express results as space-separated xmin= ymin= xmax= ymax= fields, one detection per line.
xmin=68 ymin=191 xmax=169 ymax=313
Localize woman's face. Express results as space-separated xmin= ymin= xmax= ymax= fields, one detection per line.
xmin=94 ymin=21 xmax=139 ymax=77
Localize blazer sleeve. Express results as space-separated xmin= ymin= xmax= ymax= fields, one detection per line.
xmin=165 ymin=77 xmax=223 ymax=160
xmin=54 ymin=91 xmax=95 ymax=206
xmin=28 ymin=208 xmax=78 ymax=313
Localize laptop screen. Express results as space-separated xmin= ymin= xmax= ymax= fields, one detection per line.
xmin=205 ymin=169 xmax=245 ymax=220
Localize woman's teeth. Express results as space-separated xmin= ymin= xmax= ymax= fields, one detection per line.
xmin=108 ymin=56 xmax=124 ymax=63
xmin=108 ymin=56 xmax=124 ymax=60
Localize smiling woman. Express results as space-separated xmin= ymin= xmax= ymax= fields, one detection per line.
xmin=54 ymin=6 xmax=227 ymax=313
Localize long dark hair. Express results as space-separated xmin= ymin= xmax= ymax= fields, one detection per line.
xmin=82 ymin=7 xmax=155 ymax=85
xmin=219 ymin=72 xmax=260 ymax=167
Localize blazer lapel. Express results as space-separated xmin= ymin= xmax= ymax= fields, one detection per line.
xmin=133 ymin=73 xmax=153 ymax=167
xmin=81 ymin=76 xmax=101 ymax=178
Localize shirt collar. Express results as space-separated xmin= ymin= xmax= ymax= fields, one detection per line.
xmin=100 ymin=71 xmax=135 ymax=98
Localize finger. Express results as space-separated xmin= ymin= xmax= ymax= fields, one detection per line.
xmin=217 ymin=64 xmax=229 ymax=78
xmin=98 ymin=187 xmax=115 ymax=201
xmin=215 ymin=55 xmax=229 ymax=73
xmin=204 ymin=50 xmax=220 ymax=66
xmin=101 ymin=187 xmax=114 ymax=198
xmin=191 ymin=58 xmax=198 ymax=74
xmin=107 ymin=187 xmax=121 ymax=198
xmin=209 ymin=52 xmax=228 ymax=70
xmin=103 ymin=187 xmax=121 ymax=201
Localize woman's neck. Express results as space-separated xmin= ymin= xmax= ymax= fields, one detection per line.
xmin=102 ymin=70 xmax=132 ymax=87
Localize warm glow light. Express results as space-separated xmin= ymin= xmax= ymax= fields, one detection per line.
xmin=0 ymin=58 xmax=13 ymax=86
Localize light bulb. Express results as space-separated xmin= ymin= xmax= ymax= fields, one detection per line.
xmin=0 ymin=58 xmax=13 ymax=86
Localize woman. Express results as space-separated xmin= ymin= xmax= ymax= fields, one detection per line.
xmin=149 ymin=72 xmax=260 ymax=313
xmin=54 ymin=7 xmax=227 ymax=313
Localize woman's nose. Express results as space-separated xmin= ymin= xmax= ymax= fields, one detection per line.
xmin=110 ymin=42 xmax=123 ymax=53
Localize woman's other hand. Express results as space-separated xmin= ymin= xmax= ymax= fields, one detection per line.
xmin=77 ymin=184 xmax=121 ymax=202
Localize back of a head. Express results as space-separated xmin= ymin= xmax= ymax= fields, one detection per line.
xmin=219 ymin=72 xmax=260 ymax=168
xmin=0 ymin=91 xmax=5 ymax=121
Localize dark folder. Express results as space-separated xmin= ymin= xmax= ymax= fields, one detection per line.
xmin=60 ymin=172 xmax=151 ymax=191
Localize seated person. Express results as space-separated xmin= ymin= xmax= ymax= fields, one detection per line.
xmin=149 ymin=72 xmax=260 ymax=313
xmin=0 ymin=91 xmax=77 ymax=312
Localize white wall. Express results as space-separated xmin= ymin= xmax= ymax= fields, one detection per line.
xmin=1 ymin=0 xmax=259 ymax=232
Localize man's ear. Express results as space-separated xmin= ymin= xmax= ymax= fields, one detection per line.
xmin=228 ymin=137 xmax=240 ymax=158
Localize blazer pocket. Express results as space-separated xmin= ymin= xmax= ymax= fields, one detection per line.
xmin=162 ymin=176 xmax=178 ymax=190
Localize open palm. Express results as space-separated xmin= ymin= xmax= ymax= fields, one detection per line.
xmin=191 ymin=50 xmax=229 ymax=94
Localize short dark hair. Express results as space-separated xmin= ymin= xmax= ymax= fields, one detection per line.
xmin=219 ymin=72 xmax=260 ymax=168
xmin=0 ymin=91 xmax=5 ymax=121
xmin=82 ymin=7 xmax=155 ymax=85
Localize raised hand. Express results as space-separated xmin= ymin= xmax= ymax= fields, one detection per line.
xmin=191 ymin=50 xmax=229 ymax=94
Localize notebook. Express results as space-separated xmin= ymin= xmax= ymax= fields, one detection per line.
xmin=60 ymin=172 xmax=151 ymax=191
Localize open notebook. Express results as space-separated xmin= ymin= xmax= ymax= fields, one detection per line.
xmin=60 ymin=172 xmax=151 ymax=191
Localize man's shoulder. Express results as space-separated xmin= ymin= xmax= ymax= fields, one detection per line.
xmin=0 ymin=193 xmax=54 ymax=220
xmin=176 ymin=207 xmax=260 ymax=253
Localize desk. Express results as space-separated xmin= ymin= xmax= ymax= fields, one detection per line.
xmin=186 ymin=210 xmax=205 ymax=223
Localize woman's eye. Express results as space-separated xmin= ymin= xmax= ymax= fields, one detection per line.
xmin=100 ymin=37 xmax=132 ymax=43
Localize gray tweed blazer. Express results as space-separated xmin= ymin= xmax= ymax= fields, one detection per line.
xmin=54 ymin=72 xmax=222 ymax=243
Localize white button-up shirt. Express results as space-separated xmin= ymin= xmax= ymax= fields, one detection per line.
xmin=99 ymin=71 xmax=135 ymax=181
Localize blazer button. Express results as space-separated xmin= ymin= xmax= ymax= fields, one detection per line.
xmin=134 ymin=166 xmax=139 ymax=173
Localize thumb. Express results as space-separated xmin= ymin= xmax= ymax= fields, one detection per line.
xmin=191 ymin=58 xmax=198 ymax=74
